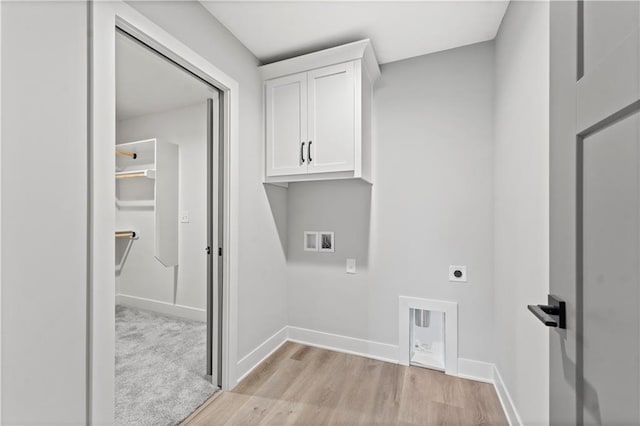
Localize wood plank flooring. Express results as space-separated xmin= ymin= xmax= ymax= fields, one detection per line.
xmin=183 ymin=342 xmax=508 ymax=425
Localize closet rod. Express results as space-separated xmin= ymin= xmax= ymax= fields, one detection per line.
xmin=116 ymin=171 xmax=145 ymax=179
xmin=115 ymin=231 xmax=136 ymax=239
xmin=116 ymin=149 xmax=137 ymax=159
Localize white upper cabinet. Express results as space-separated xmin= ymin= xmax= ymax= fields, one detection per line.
xmin=260 ymin=39 xmax=380 ymax=184
xmin=266 ymin=72 xmax=308 ymax=176
xmin=307 ymin=62 xmax=355 ymax=174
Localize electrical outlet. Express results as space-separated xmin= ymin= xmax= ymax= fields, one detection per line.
xmin=449 ymin=265 xmax=467 ymax=282
xmin=180 ymin=211 xmax=190 ymax=223
xmin=346 ymin=258 xmax=357 ymax=274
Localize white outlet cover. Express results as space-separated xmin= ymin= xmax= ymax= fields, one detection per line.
xmin=180 ymin=211 xmax=190 ymax=223
xmin=449 ymin=265 xmax=467 ymax=282
xmin=346 ymin=258 xmax=356 ymax=274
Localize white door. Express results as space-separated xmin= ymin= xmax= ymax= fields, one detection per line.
xmin=548 ymin=1 xmax=640 ymax=424
xmin=265 ymin=72 xmax=308 ymax=176
xmin=307 ymin=62 xmax=355 ymax=174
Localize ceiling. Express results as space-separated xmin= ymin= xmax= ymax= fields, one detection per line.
xmin=116 ymin=31 xmax=217 ymax=121
xmin=200 ymin=1 xmax=510 ymax=65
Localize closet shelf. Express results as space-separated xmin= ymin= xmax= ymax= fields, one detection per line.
xmin=116 ymin=199 xmax=154 ymax=209
xmin=115 ymin=230 xmax=136 ymax=239
xmin=116 ymin=169 xmax=156 ymax=180
xmin=116 ymin=138 xmax=178 ymax=267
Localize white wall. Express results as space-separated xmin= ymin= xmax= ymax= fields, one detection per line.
xmin=127 ymin=1 xmax=288 ymax=360
xmin=493 ymin=1 xmax=550 ymax=424
xmin=287 ymin=42 xmax=495 ymax=364
xmin=1 ymin=2 xmax=88 ymax=423
xmin=116 ymin=102 xmax=208 ymax=318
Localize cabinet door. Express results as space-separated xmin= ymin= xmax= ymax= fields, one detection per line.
xmin=265 ymin=72 xmax=308 ymax=177
xmin=307 ymin=62 xmax=355 ymax=174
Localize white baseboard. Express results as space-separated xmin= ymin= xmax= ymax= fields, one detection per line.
xmin=493 ymin=365 xmax=522 ymax=426
xmin=287 ymin=326 xmax=399 ymax=364
xmin=458 ymin=358 xmax=495 ymax=383
xmin=234 ymin=324 xmax=517 ymax=426
xmin=117 ymin=293 xmax=206 ymax=322
xmin=235 ymin=326 xmax=288 ymax=384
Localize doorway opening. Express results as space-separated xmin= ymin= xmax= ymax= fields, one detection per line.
xmin=114 ymin=29 xmax=223 ymax=424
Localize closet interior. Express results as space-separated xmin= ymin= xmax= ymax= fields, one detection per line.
xmin=114 ymin=30 xmax=221 ymax=426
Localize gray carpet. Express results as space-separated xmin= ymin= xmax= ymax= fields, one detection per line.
xmin=116 ymin=305 xmax=216 ymax=426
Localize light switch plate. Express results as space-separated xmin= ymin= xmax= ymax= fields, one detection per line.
xmin=346 ymin=258 xmax=356 ymax=274
xmin=449 ymin=265 xmax=467 ymax=282
xmin=180 ymin=211 xmax=190 ymax=223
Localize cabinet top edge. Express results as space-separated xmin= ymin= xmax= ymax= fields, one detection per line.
xmin=259 ymin=39 xmax=381 ymax=82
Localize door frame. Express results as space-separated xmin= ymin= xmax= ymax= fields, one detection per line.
xmin=0 ymin=0 xmax=3 ymax=421
xmin=90 ymin=1 xmax=240 ymax=423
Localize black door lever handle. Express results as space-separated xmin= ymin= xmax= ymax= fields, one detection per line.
xmin=528 ymin=305 xmax=558 ymax=327
xmin=527 ymin=295 xmax=566 ymax=329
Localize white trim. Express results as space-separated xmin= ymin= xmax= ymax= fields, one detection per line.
xmin=493 ymin=365 xmax=523 ymax=426
xmin=91 ymin=2 xmax=240 ymax=423
xmin=287 ymin=326 xmax=399 ymax=364
xmin=259 ymin=39 xmax=380 ymax=82
xmin=264 ymin=169 xmax=370 ymax=184
xmin=457 ymin=358 xmax=494 ymax=383
xmin=116 ymin=294 xmax=206 ymax=322
xmin=0 ymin=0 xmax=3 ymax=420
xmin=235 ymin=326 xmax=288 ymax=385
xmin=398 ymin=296 xmax=459 ymax=376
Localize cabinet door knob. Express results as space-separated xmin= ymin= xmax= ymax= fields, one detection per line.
xmin=308 ymin=141 xmax=312 ymax=162
xmin=301 ymin=142 xmax=305 ymax=164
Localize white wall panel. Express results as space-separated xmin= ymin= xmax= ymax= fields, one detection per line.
xmin=494 ymin=2 xmax=550 ymax=423
xmin=1 ymin=2 xmax=88 ymax=423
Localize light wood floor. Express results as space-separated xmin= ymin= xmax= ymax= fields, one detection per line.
xmin=183 ymin=342 xmax=508 ymax=425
